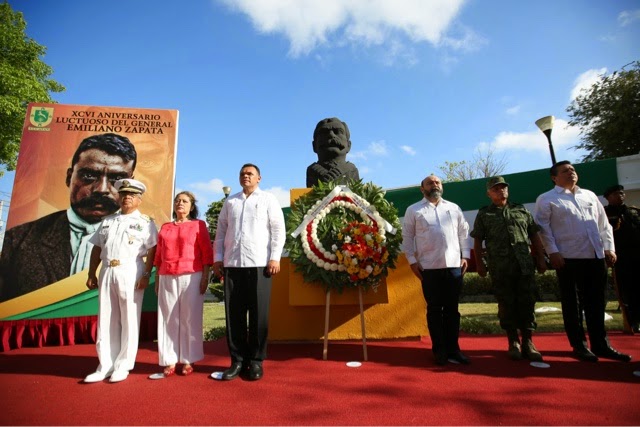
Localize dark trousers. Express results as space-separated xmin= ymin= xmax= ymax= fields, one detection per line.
xmin=615 ymin=256 xmax=640 ymax=328
xmin=421 ymin=268 xmax=463 ymax=355
xmin=224 ymin=267 xmax=272 ymax=364
xmin=556 ymin=258 xmax=609 ymax=350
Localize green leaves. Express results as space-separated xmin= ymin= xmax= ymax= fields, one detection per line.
xmin=205 ymin=198 xmax=226 ymax=241
xmin=0 ymin=3 xmax=65 ymax=175
xmin=567 ymin=60 xmax=640 ymax=162
xmin=285 ymin=179 xmax=402 ymax=293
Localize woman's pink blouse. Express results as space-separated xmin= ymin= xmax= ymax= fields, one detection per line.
xmin=154 ymin=219 xmax=214 ymax=275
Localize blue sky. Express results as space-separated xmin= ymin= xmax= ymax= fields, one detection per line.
xmin=1 ymin=0 xmax=639 ymax=230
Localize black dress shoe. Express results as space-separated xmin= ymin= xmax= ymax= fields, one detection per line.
xmin=221 ymin=362 xmax=243 ymax=380
xmin=247 ymin=362 xmax=263 ymax=381
xmin=592 ymin=346 xmax=632 ymax=362
xmin=448 ymin=351 xmax=470 ymax=365
xmin=572 ymin=347 xmax=598 ymax=362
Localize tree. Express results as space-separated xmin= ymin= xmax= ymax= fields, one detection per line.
xmin=0 ymin=3 xmax=65 ymax=176
xmin=438 ymin=147 xmax=507 ymax=182
xmin=567 ymin=61 xmax=640 ymax=162
xmin=205 ymin=197 xmax=226 ymax=284
xmin=205 ymin=198 xmax=226 ymax=241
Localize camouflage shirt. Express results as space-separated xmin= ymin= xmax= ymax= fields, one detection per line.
xmin=471 ymin=202 xmax=540 ymax=275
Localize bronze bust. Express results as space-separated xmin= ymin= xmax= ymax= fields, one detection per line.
xmin=306 ymin=117 xmax=360 ymax=188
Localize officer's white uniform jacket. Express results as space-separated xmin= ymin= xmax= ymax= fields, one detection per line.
xmin=87 ymin=209 xmax=158 ymax=375
xmin=90 ymin=210 xmax=158 ymax=269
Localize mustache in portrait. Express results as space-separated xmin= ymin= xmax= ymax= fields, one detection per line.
xmin=72 ymin=193 xmax=120 ymax=213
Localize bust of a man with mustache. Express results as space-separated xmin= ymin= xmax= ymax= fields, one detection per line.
xmin=306 ymin=117 xmax=360 ymax=188
xmin=0 ymin=133 xmax=137 ymax=301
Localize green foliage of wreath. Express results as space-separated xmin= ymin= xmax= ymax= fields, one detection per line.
xmin=285 ymin=179 xmax=402 ymax=293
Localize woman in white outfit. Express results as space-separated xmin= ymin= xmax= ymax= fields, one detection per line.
xmin=154 ymin=191 xmax=213 ymax=376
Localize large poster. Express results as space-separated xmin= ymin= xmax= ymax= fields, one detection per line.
xmin=0 ymin=103 xmax=178 ymax=319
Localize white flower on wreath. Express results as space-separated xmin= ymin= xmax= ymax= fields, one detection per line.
xmin=300 ymin=191 xmax=387 ymax=272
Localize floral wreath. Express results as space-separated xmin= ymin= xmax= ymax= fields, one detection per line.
xmin=285 ymin=179 xmax=402 ymax=293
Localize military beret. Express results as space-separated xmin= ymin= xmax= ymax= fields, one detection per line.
xmin=115 ymin=178 xmax=146 ymax=194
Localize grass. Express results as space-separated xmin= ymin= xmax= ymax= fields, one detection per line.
xmin=202 ymin=300 xmax=626 ymax=339
xmin=459 ymin=301 xmax=625 ymax=334
xmin=203 ymin=302 xmax=226 ymax=341
xmin=204 ymin=302 xmax=226 ymax=329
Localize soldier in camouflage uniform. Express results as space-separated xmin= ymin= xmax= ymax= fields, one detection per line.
xmin=471 ymin=176 xmax=547 ymax=361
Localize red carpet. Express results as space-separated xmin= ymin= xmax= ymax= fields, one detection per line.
xmin=0 ymin=333 xmax=638 ymax=426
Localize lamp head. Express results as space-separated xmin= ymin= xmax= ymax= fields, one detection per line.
xmin=222 ymin=186 xmax=231 ymax=197
xmin=535 ymin=115 xmax=555 ymax=133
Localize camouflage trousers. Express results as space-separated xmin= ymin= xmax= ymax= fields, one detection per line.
xmin=490 ymin=263 xmax=537 ymax=331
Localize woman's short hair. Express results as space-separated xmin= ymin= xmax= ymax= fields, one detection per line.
xmin=173 ymin=191 xmax=199 ymax=219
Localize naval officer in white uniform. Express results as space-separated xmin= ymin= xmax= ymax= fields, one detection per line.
xmin=83 ymin=179 xmax=158 ymax=383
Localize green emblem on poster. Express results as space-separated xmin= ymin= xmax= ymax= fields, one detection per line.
xmin=29 ymin=107 xmax=54 ymax=128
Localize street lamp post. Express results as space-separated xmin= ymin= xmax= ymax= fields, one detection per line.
xmin=535 ymin=115 xmax=557 ymax=165
xmin=222 ymin=186 xmax=231 ymax=199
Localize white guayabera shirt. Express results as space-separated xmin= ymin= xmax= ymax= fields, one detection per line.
xmin=534 ymin=185 xmax=614 ymax=259
xmin=214 ymin=188 xmax=286 ymax=268
xmin=401 ymin=198 xmax=471 ymax=269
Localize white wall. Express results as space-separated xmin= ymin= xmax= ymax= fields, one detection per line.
xmin=616 ymin=154 xmax=640 ymax=206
